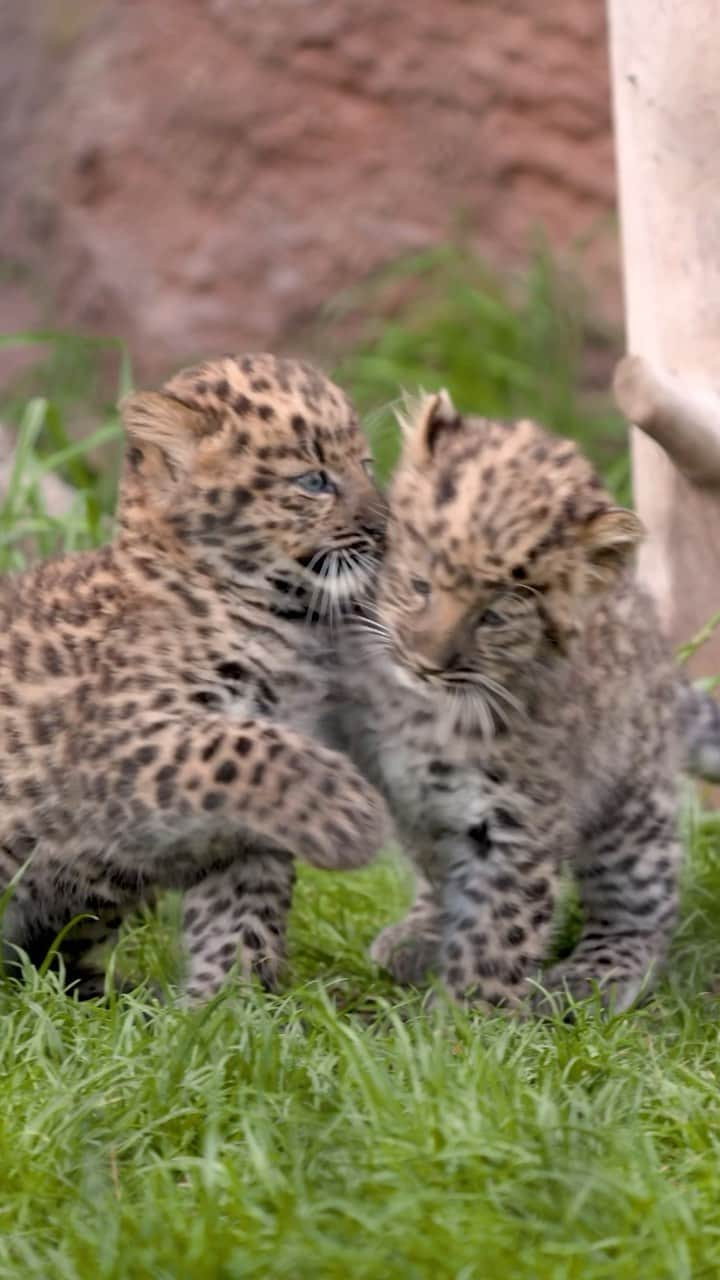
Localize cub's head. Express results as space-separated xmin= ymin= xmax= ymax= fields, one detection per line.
xmin=119 ymin=353 xmax=384 ymax=615
xmin=376 ymin=390 xmax=643 ymax=703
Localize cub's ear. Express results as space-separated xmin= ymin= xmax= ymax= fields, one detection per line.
xmin=396 ymin=389 xmax=463 ymax=458
xmin=119 ymin=392 xmax=212 ymax=472
xmin=582 ymin=507 xmax=645 ymax=589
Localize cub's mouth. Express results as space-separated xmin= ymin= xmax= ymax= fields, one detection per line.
xmin=295 ymin=541 xmax=377 ymax=574
xmin=295 ymin=543 xmax=379 ymax=597
xmin=271 ymin=544 xmax=380 ymax=622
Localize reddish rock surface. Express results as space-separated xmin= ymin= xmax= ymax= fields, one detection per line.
xmin=0 ymin=0 xmax=618 ymax=383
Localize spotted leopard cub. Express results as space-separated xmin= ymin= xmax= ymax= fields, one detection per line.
xmin=340 ymin=392 xmax=682 ymax=1012
xmin=0 ymin=353 xmax=388 ymax=1001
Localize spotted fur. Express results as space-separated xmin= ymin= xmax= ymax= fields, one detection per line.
xmin=336 ymin=391 xmax=683 ymax=1013
xmin=0 ymin=353 xmax=388 ymax=1001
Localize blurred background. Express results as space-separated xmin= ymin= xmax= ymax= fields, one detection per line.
xmin=0 ymin=0 xmax=629 ymax=561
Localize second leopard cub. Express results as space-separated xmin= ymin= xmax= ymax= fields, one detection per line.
xmin=338 ymin=392 xmax=683 ymax=1011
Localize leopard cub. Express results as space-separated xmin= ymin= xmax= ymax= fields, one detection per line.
xmin=0 ymin=353 xmax=388 ymax=1001
xmin=338 ymin=391 xmax=683 ymax=1012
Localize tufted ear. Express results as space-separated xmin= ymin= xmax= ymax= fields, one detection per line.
xmin=120 ymin=392 xmax=212 ymax=473
xmin=582 ymin=507 xmax=645 ymax=590
xmin=396 ymin=389 xmax=463 ymax=459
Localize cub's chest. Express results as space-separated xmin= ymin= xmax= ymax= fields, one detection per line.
xmin=379 ymin=731 xmax=484 ymax=832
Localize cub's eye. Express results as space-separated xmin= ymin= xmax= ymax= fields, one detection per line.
xmin=411 ymin=577 xmax=432 ymax=597
xmin=293 ymin=470 xmax=335 ymax=495
xmin=362 ymin=458 xmax=374 ymax=478
xmin=479 ymin=607 xmax=505 ymax=627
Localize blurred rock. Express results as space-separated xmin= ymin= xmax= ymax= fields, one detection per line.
xmin=0 ymin=0 xmax=618 ymax=384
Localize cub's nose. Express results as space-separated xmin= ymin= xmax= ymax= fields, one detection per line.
xmin=399 ymin=626 xmax=464 ymax=675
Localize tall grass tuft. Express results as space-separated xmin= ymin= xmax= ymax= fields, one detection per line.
xmin=330 ymin=246 xmax=629 ymax=498
xmin=0 ymin=333 xmax=128 ymax=571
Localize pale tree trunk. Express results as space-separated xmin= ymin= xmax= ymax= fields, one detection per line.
xmin=607 ymin=0 xmax=720 ymax=680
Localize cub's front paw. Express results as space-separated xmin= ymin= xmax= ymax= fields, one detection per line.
xmin=294 ymin=752 xmax=390 ymax=871
xmin=370 ymin=921 xmax=439 ymax=986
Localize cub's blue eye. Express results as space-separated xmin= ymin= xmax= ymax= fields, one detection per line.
xmin=293 ymin=470 xmax=334 ymax=495
xmin=411 ymin=577 xmax=431 ymax=597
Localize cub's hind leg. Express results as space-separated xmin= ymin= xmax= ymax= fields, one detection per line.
xmin=182 ymin=849 xmax=296 ymax=1002
xmin=51 ymin=905 xmax=129 ymax=999
xmin=541 ymin=782 xmax=681 ymax=1012
xmin=2 ymin=893 xmax=127 ymax=999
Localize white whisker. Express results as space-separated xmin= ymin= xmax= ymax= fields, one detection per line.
xmin=319 ymin=556 xmax=335 ymax=626
xmin=442 ymin=670 xmax=523 ymax=716
xmin=304 ymin=553 xmax=330 ymax=626
xmin=348 ymin=615 xmax=393 ymax=642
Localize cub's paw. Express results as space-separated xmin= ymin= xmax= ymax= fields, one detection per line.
xmin=370 ymin=921 xmax=439 ymax=986
xmin=534 ymin=958 xmax=655 ymax=1016
xmin=294 ymin=754 xmax=390 ymax=871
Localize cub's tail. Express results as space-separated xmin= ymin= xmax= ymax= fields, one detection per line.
xmin=678 ymin=678 xmax=720 ymax=782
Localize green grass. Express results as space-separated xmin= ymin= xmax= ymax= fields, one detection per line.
xmin=4 ymin=839 xmax=720 ymax=1280
xmin=330 ymin=246 xmax=630 ymax=501
xmin=0 ymin=281 xmax=719 ymax=1278
xmin=0 ymin=332 xmax=126 ymax=572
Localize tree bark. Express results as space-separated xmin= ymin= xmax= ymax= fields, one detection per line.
xmin=607 ymin=0 xmax=720 ymax=678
